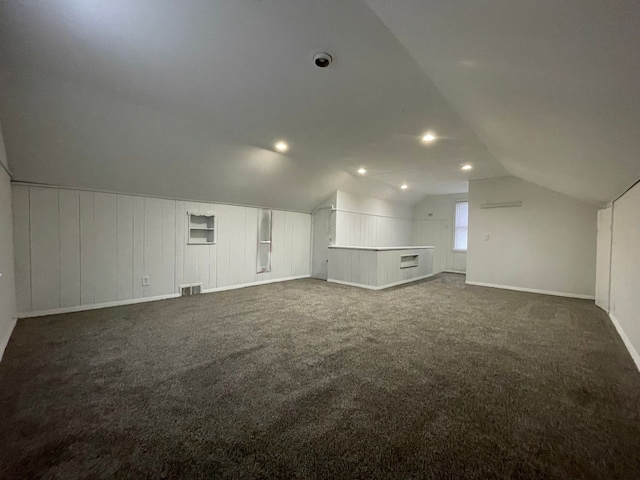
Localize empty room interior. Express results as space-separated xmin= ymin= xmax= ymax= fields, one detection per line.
xmin=1 ymin=1 xmax=640 ymax=478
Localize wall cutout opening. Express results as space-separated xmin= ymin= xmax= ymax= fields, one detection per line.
xmin=188 ymin=212 xmax=215 ymax=244
xmin=400 ymin=254 xmax=419 ymax=269
xmin=257 ymin=209 xmax=272 ymax=273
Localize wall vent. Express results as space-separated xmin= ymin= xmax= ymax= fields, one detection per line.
xmin=180 ymin=284 xmax=203 ymax=296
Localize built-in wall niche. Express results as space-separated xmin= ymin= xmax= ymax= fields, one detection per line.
xmin=400 ymin=254 xmax=419 ymax=269
xmin=257 ymin=208 xmax=272 ymax=273
xmin=188 ymin=212 xmax=215 ymax=245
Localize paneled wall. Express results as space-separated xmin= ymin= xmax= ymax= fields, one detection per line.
xmin=12 ymin=185 xmax=311 ymax=315
xmin=608 ymin=182 xmax=640 ymax=369
xmin=0 ymin=167 xmax=16 ymax=359
xmin=333 ymin=191 xmax=413 ymax=247
xmin=412 ymin=193 xmax=468 ymax=273
xmin=334 ymin=211 xmax=412 ymax=247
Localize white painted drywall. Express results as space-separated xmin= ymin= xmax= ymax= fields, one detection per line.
xmin=412 ymin=193 xmax=467 ymax=273
xmin=595 ymin=207 xmax=613 ymax=312
xmin=609 ymin=182 xmax=640 ymax=366
xmin=334 ymin=191 xmax=413 ymax=247
xmin=466 ymin=177 xmax=597 ymax=298
xmin=0 ymin=163 xmax=17 ymax=360
xmin=12 ymin=185 xmax=311 ymax=316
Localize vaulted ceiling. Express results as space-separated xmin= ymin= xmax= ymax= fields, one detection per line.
xmin=0 ymin=1 xmax=638 ymax=211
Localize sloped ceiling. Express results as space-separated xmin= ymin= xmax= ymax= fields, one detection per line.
xmin=366 ymin=0 xmax=640 ymax=205
xmin=1 ymin=1 xmax=637 ymax=211
xmin=0 ymin=0 xmax=507 ymax=212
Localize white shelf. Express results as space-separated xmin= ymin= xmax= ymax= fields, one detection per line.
xmin=188 ymin=212 xmax=215 ymax=244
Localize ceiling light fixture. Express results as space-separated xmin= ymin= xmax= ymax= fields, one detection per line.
xmin=401 ymin=184 xmax=408 ymax=190
xmin=274 ymin=141 xmax=288 ymax=152
xmin=461 ymin=164 xmax=473 ymax=171
xmin=421 ymin=132 xmax=437 ymax=143
xmin=358 ymin=168 xmax=367 ymax=174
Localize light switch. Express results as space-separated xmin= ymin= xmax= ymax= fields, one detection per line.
xmin=483 ymin=233 xmax=490 ymax=241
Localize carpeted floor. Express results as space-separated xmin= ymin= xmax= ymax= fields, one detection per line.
xmin=1 ymin=273 xmax=640 ymax=479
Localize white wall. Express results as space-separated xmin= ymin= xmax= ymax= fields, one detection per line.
xmin=0 ymin=129 xmax=17 ymax=358
xmin=311 ymin=192 xmax=337 ymax=279
xmin=12 ymin=185 xmax=311 ymax=316
xmin=595 ymin=207 xmax=612 ymax=311
xmin=334 ymin=191 xmax=413 ymax=247
xmin=466 ymin=177 xmax=597 ymax=298
xmin=412 ymin=193 xmax=467 ymax=273
xmin=608 ymin=182 xmax=640 ymax=368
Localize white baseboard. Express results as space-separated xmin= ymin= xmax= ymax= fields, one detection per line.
xmin=18 ymin=293 xmax=182 ymax=319
xmin=202 ymin=275 xmax=310 ymax=294
xmin=0 ymin=316 xmax=17 ymax=362
xmin=609 ymin=313 xmax=640 ymax=372
xmin=464 ymin=281 xmax=595 ymax=300
xmin=443 ymin=270 xmax=466 ymax=274
xmin=17 ymin=275 xmax=311 ymax=319
xmin=328 ymin=274 xmax=434 ymax=291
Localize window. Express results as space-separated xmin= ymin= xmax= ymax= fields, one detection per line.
xmin=454 ymin=201 xmax=468 ymax=251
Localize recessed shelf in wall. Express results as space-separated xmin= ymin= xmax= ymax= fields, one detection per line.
xmin=400 ymin=254 xmax=419 ymax=269
xmin=188 ymin=212 xmax=215 ymax=245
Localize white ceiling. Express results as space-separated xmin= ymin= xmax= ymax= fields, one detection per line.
xmin=0 ymin=0 xmax=505 ymax=211
xmin=1 ymin=1 xmax=638 ymax=211
xmin=367 ymin=0 xmax=640 ymax=205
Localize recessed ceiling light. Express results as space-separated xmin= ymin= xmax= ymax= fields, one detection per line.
xmin=358 ymin=168 xmax=366 ymax=174
xmin=401 ymin=184 xmax=408 ymax=190
xmin=274 ymin=141 xmax=288 ymax=152
xmin=421 ymin=132 xmax=437 ymax=143
xmin=461 ymin=164 xmax=473 ymax=171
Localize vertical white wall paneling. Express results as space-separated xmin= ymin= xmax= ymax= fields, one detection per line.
xmin=412 ymin=194 xmax=468 ymax=274
xmin=30 ymin=187 xmax=60 ymax=311
xmin=14 ymin=185 xmax=312 ymax=315
xmin=215 ymin=203 xmax=232 ymax=288
xmin=0 ymin=167 xmax=17 ymax=359
xmin=116 ymin=195 xmax=134 ymax=301
xmin=143 ymin=197 xmax=164 ymax=297
xmin=206 ymin=203 xmax=218 ymax=289
xmin=174 ymin=200 xmax=185 ymax=291
xmin=271 ymin=210 xmax=286 ymax=279
xmin=196 ymin=203 xmax=212 ymax=289
xmin=59 ymin=189 xmax=81 ymax=307
xmin=609 ymin=183 xmax=640 ymax=367
xmin=12 ymin=185 xmax=31 ymax=312
xmin=595 ymin=207 xmax=612 ymax=312
xmin=161 ymin=199 xmax=176 ymax=295
xmin=79 ymin=191 xmax=95 ymax=305
xmin=94 ymin=193 xmax=118 ymax=304
xmin=228 ymin=205 xmax=245 ymax=286
xmin=292 ymin=213 xmax=311 ymax=277
xmin=182 ymin=202 xmax=200 ymax=286
xmin=132 ymin=196 xmax=145 ymax=298
xmin=243 ymin=207 xmax=258 ymax=284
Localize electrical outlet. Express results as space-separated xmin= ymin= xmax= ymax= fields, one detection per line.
xmin=142 ymin=276 xmax=150 ymax=286
xmin=483 ymin=233 xmax=490 ymax=241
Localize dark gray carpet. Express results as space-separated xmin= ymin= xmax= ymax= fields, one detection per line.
xmin=1 ymin=273 xmax=640 ymax=479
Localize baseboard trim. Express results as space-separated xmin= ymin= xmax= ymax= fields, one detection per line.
xmin=443 ymin=270 xmax=466 ymax=274
xmin=18 ymin=293 xmax=182 ymax=319
xmin=17 ymin=275 xmax=312 ymax=319
xmin=609 ymin=313 xmax=640 ymax=372
xmin=328 ymin=274 xmax=434 ymax=291
xmin=464 ymin=281 xmax=595 ymax=300
xmin=0 ymin=316 xmax=17 ymax=362
xmin=201 ymin=275 xmax=310 ymax=294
